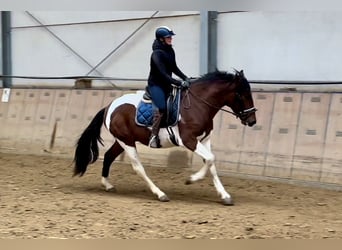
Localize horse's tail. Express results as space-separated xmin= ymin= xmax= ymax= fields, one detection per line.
xmin=73 ymin=108 xmax=106 ymax=177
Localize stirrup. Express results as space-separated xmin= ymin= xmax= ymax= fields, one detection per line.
xmin=149 ymin=135 xmax=161 ymax=148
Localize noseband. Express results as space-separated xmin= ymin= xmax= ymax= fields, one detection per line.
xmin=234 ymin=93 xmax=257 ymax=119
xmin=237 ymin=107 xmax=258 ymax=120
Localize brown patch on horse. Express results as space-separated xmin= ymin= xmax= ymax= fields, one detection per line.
xmin=110 ymin=104 xmax=151 ymax=147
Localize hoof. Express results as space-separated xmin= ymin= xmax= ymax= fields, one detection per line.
xmin=185 ymin=179 xmax=193 ymax=185
xmin=222 ymin=197 xmax=234 ymax=206
xmin=159 ymin=195 xmax=170 ymax=202
xmin=105 ymin=186 xmax=116 ymax=192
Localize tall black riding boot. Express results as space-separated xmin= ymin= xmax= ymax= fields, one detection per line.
xmin=149 ymin=110 xmax=163 ymax=148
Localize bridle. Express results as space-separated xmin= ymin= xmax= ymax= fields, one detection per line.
xmin=233 ymin=92 xmax=258 ymax=119
xmin=184 ymin=88 xmax=257 ymax=119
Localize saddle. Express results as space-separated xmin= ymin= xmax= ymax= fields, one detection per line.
xmin=135 ymin=86 xmax=181 ymax=128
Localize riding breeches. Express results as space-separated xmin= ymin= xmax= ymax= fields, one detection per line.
xmin=148 ymin=85 xmax=168 ymax=113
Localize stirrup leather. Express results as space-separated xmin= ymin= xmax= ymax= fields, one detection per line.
xmin=149 ymin=135 xmax=161 ymax=148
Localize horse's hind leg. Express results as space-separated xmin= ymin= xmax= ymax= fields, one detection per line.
xmin=116 ymin=140 xmax=169 ymax=202
xmin=101 ymin=141 xmax=124 ymax=191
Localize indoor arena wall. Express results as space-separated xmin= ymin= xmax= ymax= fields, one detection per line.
xmin=0 ymin=88 xmax=341 ymax=189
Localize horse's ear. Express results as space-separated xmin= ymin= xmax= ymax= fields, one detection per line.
xmin=239 ymin=70 xmax=244 ymax=76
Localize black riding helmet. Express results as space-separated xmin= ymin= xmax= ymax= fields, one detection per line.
xmin=155 ymin=26 xmax=175 ymax=39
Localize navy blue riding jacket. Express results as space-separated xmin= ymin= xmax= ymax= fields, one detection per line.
xmin=148 ymin=39 xmax=187 ymax=93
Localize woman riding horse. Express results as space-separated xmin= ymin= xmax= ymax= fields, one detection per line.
xmin=147 ymin=26 xmax=190 ymax=148
xmin=73 ymin=69 xmax=257 ymax=206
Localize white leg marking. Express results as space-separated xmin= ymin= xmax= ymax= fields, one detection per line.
xmin=117 ymin=140 xmax=168 ymax=200
xmin=209 ymin=164 xmax=231 ymax=200
xmin=189 ymin=139 xmax=212 ymax=182
xmin=101 ymin=177 xmax=114 ymax=191
xmin=193 ymin=139 xmax=231 ymax=201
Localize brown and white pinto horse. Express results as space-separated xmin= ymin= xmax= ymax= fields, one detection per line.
xmin=73 ymin=70 xmax=257 ymax=205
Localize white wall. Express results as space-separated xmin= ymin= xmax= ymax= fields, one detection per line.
xmin=7 ymin=11 xmax=342 ymax=88
xmin=10 ymin=11 xmax=200 ymax=88
xmin=217 ymin=11 xmax=342 ymax=82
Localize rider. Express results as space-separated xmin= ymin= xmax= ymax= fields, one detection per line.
xmin=147 ymin=26 xmax=190 ymax=148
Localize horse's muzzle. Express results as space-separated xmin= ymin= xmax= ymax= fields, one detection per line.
xmin=239 ymin=107 xmax=257 ymax=127
xmin=247 ymin=119 xmax=256 ymax=127
xmin=241 ymin=119 xmax=256 ymax=127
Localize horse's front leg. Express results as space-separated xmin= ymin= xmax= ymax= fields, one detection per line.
xmin=185 ymin=138 xmax=211 ymax=184
xmin=117 ymin=140 xmax=169 ymax=202
xmin=190 ymin=139 xmax=234 ymax=206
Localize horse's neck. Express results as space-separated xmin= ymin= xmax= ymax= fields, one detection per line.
xmin=181 ymin=87 xmax=223 ymax=120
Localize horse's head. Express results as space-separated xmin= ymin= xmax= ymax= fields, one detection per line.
xmin=228 ymin=70 xmax=257 ymax=127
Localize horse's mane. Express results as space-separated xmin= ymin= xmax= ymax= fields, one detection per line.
xmin=194 ymin=70 xmax=235 ymax=83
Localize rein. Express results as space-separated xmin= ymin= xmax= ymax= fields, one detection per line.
xmin=184 ymin=88 xmax=257 ymax=118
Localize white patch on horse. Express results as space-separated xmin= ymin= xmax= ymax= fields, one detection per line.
xmin=188 ymin=137 xmax=212 ymax=182
xmin=105 ymin=91 xmax=144 ymax=130
xmin=115 ymin=139 xmax=169 ymax=201
xmin=158 ymin=126 xmax=184 ymax=148
xmin=193 ymin=138 xmax=232 ymax=201
xmin=101 ymin=177 xmax=114 ymax=191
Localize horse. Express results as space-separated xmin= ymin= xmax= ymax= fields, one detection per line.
xmin=73 ymin=69 xmax=257 ymax=206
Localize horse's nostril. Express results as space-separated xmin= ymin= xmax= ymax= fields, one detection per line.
xmin=248 ymin=120 xmax=256 ymax=127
